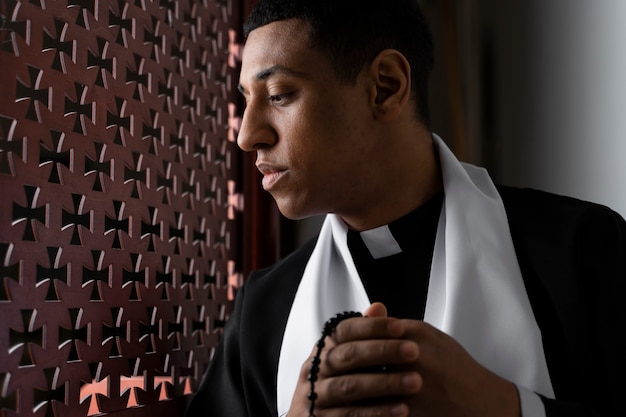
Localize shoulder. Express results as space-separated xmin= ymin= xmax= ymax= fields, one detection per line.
xmin=498 ymin=184 xmax=622 ymax=218
xmin=234 ymin=237 xmax=318 ymax=324
xmin=497 ymin=185 xmax=626 ymax=287
xmin=497 ymin=185 xmax=626 ymax=242
xmin=245 ymin=237 xmax=318 ymax=292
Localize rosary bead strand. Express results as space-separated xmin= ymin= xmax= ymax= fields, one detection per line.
xmin=307 ymin=311 xmax=363 ymax=417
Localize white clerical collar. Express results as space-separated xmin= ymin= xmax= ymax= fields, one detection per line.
xmin=358 ymin=225 xmax=402 ymax=259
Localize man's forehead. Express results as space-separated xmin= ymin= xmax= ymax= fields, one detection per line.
xmin=240 ymin=21 xmax=321 ymax=85
xmin=246 ymin=22 xmax=304 ymax=52
xmin=244 ymin=18 xmax=311 ymax=48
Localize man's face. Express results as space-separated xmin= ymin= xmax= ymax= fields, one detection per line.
xmin=238 ymin=19 xmax=378 ymax=220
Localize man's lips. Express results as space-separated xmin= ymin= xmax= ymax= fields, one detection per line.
xmin=256 ymin=162 xmax=288 ymax=190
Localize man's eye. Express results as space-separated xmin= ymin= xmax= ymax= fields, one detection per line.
xmin=268 ymin=93 xmax=292 ymax=104
xmin=268 ymin=95 xmax=283 ymax=103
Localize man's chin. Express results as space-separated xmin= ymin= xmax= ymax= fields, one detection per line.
xmin=274 ymin=200 xmax=324 ymax=221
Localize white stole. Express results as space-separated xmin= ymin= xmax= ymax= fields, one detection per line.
xmin=276 ymin=134 xmax=554 ymax=416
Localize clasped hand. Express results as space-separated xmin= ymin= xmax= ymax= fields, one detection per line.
xmin=287 ymin=303 xmax=521 ymax=417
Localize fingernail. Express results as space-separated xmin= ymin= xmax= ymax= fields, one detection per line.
xmin=392 ymin=404 xmax=408 ymax=416
xmin=402 ymin=373 xmax=420 ymax=390
xmin=399 ymin=341 xmax=418 ymax=359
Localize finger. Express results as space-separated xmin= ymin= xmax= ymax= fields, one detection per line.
xmin=315 ymin=371 xmax=422 ymax=407
xmin=333 ymin=316 xmax=407 ymax=344
xmin=316 ymin=402 xmax=410 ymax=417
xmin=398 ymin=318 xmax=445 ymax=341
xmin=324 ymin=339 xmax=419 ymax=374
xmin=364 ymin=302 xmax=388 ymax=318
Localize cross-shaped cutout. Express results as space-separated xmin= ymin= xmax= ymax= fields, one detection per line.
xmin=106 ymin=97 xmax=132 ymax=145
xmin=9 ymin=309 xmax=44 ymax=366
xmin=181 ymin=257 xmax=196 ymax=288
xmin=124 ymin=152 xmax=147 ymax=199
xmin=122 ymin=253 xmax=146 ymax=300
xmin=84 ymin=141 xmax=112 ymax=192
xmin=142 ymin=109 xmax=164 ymax=154
xmin=0 ymin=1 xmax=29 ymax=55
xmin=167 ymin=306 xmax=184 ymax=350
xmin=104 ymin=201 xmax=130 ymax=249
xmin=193 ymin=216 xmax=207 ymax=256
xmin=109 ymin=0 xmax=134 ymax=46
xmin=102 ymin=307 xmax=128 ymax=358
xmin=156 ymin=161 xmax=174 ymax=204
xmin=88 ymin=37 xmax=115 ymax=88
xmin=83 ymin=250 xmax=110 ymax=301
xmin=0 ymin=115 xmax=25 ymax=175
xmin=58 ymin=308 xmax=89 ymax=362
xmin=143 ymin=16 xmax=165 ymax=61
xmin=15 ymin=65 xmax=50 ymax=122
xmin=191 ymin=304 xmax=207 ymax=346
xmin=168 ymin=212 xmax=186 ymax=255
xmin=64 ymin=82 xmax=95 ymax=135
xmin=158 ymin=69 xmax=177 ymax=112
xmin=61 ymin=193 xmax=91 ymax=245
xmin=12 ymin=184 xmax=47 ymax=241
xmin=127 ymin=53 xmax=150 ymax=100
xmin=33 ymin=367 xmax=66 ymax=415
xmin=170 ymin=120 xmax=189 ymax=163
xmin=202 ymin=259 xmax=217 ymax=289
xmin=141 ymin=206 xmax=162 ymax=252
xmin=43 ymin=19 xmax=75 ymax=73
xmin=39 ymin=129 xmax=72 ymax=184
xmin=139 ymin=306 xmax=160 ymax=354
xmin=155 ymin=256 xmax=173 ymax=297
xmin=67 ymin=0 xmax=97 ymax=28
xmin=36 ymin=246 xmax=68 ymax=301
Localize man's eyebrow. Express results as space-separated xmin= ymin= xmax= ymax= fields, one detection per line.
xmin=238 ymin=65 xmax=307 ymax=94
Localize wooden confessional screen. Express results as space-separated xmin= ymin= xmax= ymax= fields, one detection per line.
xmin=0 ymin=0 xmax=243 ymax=416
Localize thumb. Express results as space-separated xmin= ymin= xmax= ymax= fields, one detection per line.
xmin=364 ymin=302 xmax=388 ymax=318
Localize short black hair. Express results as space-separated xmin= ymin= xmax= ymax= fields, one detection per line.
xmin=244 ymin=0 xmax=434 ymax=127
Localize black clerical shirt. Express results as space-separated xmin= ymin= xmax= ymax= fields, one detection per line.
xmin=346 ymin=194 xmax=444 ymax=320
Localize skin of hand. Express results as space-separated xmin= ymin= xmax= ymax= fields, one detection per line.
xmin=287 ymin=303 xmax=521 ymax=417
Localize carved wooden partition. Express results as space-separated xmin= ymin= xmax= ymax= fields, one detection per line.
xmin=0 ymin=0 xmax=243 ymax=416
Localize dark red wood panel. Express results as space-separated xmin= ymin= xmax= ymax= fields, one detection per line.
xmin=0 ymin=0 xmax=243 ymax=415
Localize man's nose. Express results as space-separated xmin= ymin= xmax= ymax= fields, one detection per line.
xmin=237 ymin=103 xmax=277 ymax=152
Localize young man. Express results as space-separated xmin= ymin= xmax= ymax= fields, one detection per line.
xmin=186 ymin=1 xmax=626 ymax=416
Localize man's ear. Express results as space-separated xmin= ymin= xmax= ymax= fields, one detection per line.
xmin=368 ymin=49 xmax=411 ymax=121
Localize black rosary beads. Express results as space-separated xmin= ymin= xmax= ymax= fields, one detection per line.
xmin=307 ymin=311 xmax=363 ymax=417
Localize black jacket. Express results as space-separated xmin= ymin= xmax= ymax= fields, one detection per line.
xmin=186 ymin=187 xmax=626 ymax=416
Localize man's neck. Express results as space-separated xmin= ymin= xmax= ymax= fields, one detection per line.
xmin=340 ymin=130 xmax=443 ymax=232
